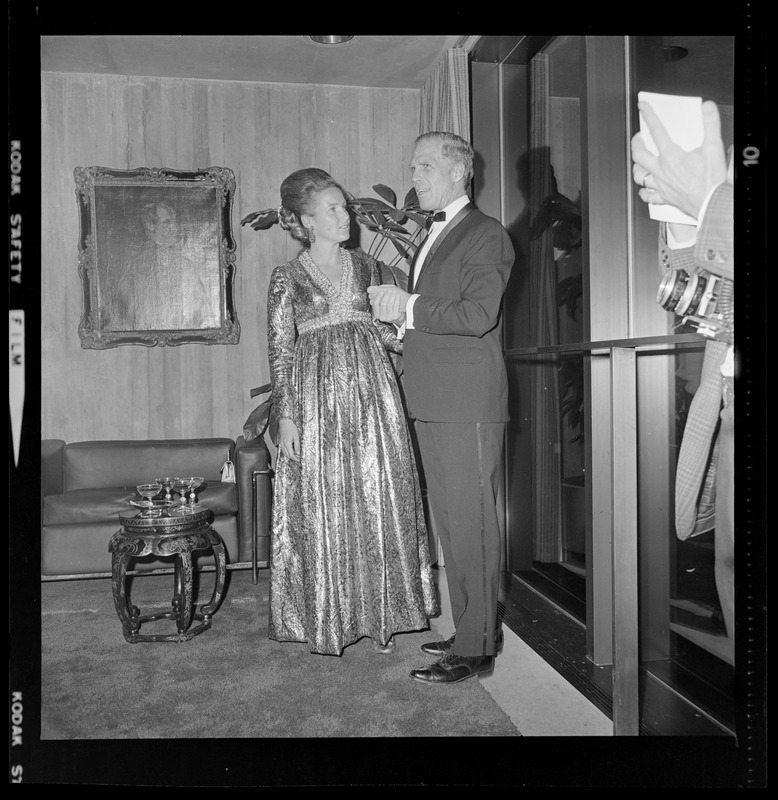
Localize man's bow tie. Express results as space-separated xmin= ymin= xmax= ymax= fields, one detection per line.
xmin=425 ymin=211 xmax=446 ymax=229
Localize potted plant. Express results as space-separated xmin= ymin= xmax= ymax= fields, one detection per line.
xmin=345 ymin=185 xmax=430 ymax=288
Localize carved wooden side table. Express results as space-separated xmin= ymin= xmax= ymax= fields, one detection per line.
xmin=108 ymin=507 xmax=227 ymax=643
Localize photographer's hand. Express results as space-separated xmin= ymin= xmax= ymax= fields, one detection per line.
xmin=631 ymin=99 xmax=728 ymax=221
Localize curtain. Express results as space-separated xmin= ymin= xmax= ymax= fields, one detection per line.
xmin=528 ymin=52 xmax=564 ymax=563
xmin=419 ymin=47 xmax=471 ymax=140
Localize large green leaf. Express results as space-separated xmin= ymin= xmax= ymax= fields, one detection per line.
xmin=243 ymin=398 xmax=272 ymax=441
xmin=367 ymin=208 xmax=388 ymax=228
xmin=384 ymin=206 xmax=409 ymax=225
xmin=382 ymin=220 xmax=410 ymax=234
xmin=353 ymin=196 xmax=415 ymax=230
xmin=240 ymin=209 xmax=278 ymax=231
xmin=372 ymin=184 xmax=397 ymax=206
xmin=242 ymin=183 xmax=428 ymax=269
xmin=405 ymin=210 xmax=429 ymax=227
xmin=352 ymin=197 xmax=396 ymax=214
xmin=377 ymin=259 xmax=409 ymax=291
xmin=249 ymin=383 xmax=271 ymax=399
xmin=403 ymin=187 xmax=422 ymax=209
xmin=386 ymin=232 xmax=413 ymax=262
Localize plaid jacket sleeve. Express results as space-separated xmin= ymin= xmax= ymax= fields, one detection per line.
xmin=667 ymin=183 xmax=733 ymax=539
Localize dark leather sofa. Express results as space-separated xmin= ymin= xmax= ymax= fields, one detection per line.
xmin=41 ymin=436 xmax=272 ymax=579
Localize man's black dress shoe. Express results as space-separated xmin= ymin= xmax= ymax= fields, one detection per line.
xmin=419 ymin=634 xmax=455 ymax=656
xmin=410 ymin=652 xmax=495 ymax=684
xmin=419 ymin=629 xmax=504 ymax=657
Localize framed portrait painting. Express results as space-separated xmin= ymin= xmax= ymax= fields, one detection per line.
xmin=74 ymin=166 xmax=240 ymax=348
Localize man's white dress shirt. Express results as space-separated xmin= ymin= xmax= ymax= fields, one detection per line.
xmin=403 ymin=194 xmax=471 ymax=333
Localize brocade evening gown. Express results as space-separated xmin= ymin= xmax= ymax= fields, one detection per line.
xmin=266 ymin=246 xmax=438 ymax=655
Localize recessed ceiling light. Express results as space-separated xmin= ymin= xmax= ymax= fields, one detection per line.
xmin=663 ymin=45 xmax=689 ymax=63
xmin=308 ymin=35 xmax=355 ymax=45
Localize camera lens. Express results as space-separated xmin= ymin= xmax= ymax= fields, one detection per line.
xmin=676 ymin=272 xmax=706 ymax=315
xmin=656 ymin=270 xmax=689 ymax=310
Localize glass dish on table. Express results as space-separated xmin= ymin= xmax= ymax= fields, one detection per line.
xmin=130 ymin=483 xmax=172 ymax=517
xmin=183 ymin=476 xmax=205 ymax=509
xmin=168 ymin=477 xmax=195 ymax=515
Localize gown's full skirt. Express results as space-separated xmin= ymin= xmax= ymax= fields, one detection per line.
xmin=269 ymin=317 xmax=438 ymax=655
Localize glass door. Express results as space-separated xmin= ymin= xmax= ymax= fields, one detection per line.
xmin=503 ymin=35 xmax=589 ymax=621
xmin=487 ymin=34 xmax=736 ymax=733
xmin=630 ymin=35 xmax=735 ymax=728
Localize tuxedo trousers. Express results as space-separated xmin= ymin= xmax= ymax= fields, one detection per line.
xmin=414 ymin=420 xmax=505 ymax=657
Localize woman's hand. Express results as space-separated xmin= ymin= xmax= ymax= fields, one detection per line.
xmin=367 ymin=284 xmax=409 ymax=325
xmin=277 ymin=418 xmax=300 ymax=461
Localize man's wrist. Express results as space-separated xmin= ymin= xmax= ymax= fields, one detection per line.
xmin=696 ymin=181 xmax=722 ymax=227
xmin=665 ymin=181 xmax=722 ymax=249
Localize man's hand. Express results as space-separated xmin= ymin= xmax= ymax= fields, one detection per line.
xmin=367 ymin=285 xmax=410 ymax=326
xmin=631 ymin=99 xmax=727 ymax=221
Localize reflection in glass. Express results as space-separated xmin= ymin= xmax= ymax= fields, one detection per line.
xmin=504 ymin=36 xmax=588 ymax=614
xmin=505 ymin=350 xmax=587 ymax=619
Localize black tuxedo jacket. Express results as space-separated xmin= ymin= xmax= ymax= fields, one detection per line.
xmin=403 ymin=203 xmax=515 ymax=422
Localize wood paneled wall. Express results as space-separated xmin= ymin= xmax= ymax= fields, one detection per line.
xmin=41 ymin=72 xmax=420 ymax=444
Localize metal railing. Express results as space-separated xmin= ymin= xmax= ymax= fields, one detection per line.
xmin=505 ymin=331 xmax=705 ymax=735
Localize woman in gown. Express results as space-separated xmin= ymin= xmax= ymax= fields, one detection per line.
xmin=266 ymin=168 xmax=438 ymax=656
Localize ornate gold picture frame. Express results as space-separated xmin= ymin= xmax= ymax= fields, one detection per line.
xmin=74 ymin=166 xmax=240 ymax=348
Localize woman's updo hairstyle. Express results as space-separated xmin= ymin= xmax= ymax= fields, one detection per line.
xmin=278 ymin=168 xmax=340 ymax=246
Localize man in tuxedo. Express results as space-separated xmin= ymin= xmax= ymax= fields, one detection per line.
xmin=368 ymin=131 xmax=515 ymax=684
xmin=631 ymin=100 xmax=735 ymax=660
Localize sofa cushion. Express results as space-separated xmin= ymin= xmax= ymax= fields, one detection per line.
xmin=44 ymin=487 xmax=138 ymax=524
xmin=61 ymin=438 xmax=234 ymax=491
xmin=44 ymin=481 xmax=238 ymax=525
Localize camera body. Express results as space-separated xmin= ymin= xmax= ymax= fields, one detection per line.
xmin=656 ymin=267 xmax=734 ymax=343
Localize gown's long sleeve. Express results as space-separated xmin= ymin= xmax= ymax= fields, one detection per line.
xmin=368 ymin=255 xmax=403 ymax=354
xmin=267 ymin=265 xmax=297 ymax=434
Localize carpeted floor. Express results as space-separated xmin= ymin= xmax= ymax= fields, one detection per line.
xmin=41 ymin=567 xmax=520 ymax=739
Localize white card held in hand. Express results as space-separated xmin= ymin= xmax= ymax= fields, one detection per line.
xmin=638 ymin=91 xmax=703 ymax=225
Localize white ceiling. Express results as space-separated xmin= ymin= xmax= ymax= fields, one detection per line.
xmin=39 ymin=34 xmax=733 ymax=103
xmin=40 ymin=35 xmax=471 ymax=89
